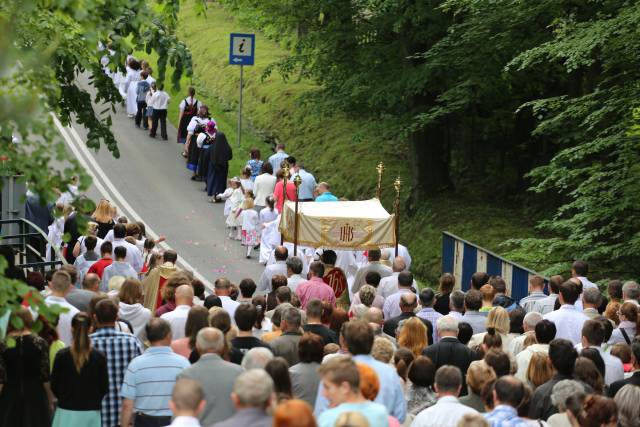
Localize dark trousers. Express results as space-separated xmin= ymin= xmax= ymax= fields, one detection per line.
xmin=135 ymin=101 xmax=148 ymax=128
xmin=150 ymin=109 xmax=167 ymax=138
xmin=133 ymin=413 xmax=171 ymax=427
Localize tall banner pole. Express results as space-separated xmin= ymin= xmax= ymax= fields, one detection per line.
xmin=394 ymin=177 xmax=401 ymax=257
xmin=237 ymin=64 xmax=243 ymax=147
xmin=376 ymin=162 xmax=384 ymax=199
xmin=280 ymin=162 xmax=290 ymax=245
xmin=293 ymin=175 xmax=302 ymax=256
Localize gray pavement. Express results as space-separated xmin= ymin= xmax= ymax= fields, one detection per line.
xmin=61 ymin=76 xmax=264 ymax=286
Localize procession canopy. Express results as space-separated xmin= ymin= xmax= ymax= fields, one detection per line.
xmin=279 ymin=199 xmax=396 ymax=250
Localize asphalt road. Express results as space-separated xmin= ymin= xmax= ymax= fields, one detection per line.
xmin=56 ymin=76 xmax=264 ymax=288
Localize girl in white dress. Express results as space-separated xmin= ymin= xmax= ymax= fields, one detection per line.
xmin=224 ymin=178 xmax=244 ymax=239
xmin=124 ymin=58 xmax=141 ymax=117
xmin=240 ymin=197 xmax=260 ymax=258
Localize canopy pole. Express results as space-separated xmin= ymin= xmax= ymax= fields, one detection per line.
xmin=393 ymin=176 xmax=401 ymax=257
xmin=293 ymin=175 xmax=302 ymax=256
xmin=280 ymin=162 xmax=290 ymax=245
xmin=376 ymin=162 xmax=385 ymax=199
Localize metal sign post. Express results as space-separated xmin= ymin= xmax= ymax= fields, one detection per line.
xmin=229 ymin=33 xmax=255 ymax=148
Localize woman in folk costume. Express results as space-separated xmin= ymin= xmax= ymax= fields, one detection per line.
xmin=185 ymin=105 xmax=211 ymax=175
xmin=207 ymin=129 xmax=233 ymax=198
xmin=196 ymin=120 xmax=217 ymax=184
xmin=141 ymin=253 xmax=179 ymax=313
xmin=124 ymin=58 xmax=142 ymax=117
xmin=224 ymin=178 xmax=245 ymax=239
xmin=240 ymin=197 xmax=260 ymax=258
xmin=177 ymin=87 xmax=199 ymax=145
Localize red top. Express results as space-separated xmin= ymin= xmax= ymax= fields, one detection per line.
xmin=324 ymin=267 xmax=348 ymax=298
xmin=273 ymin=180 xmax=297 ymax=212
xmin=87 ymin=258 xmax=113 ymax=279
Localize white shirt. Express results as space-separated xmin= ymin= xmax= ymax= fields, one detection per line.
xmin=287 ymin=274 xmax=305 ymax=293
xmin=509 ymin=331 xmax=534 ymax=356
xmin=45 ymin=295 xmax=80 ymax=346
xmin=186 ymin=116 xmax=210 ymax=134
xmin=161 ymin=305 xmax=191 ymax=340
xmin=167 ymin=416 xmax=201 ymax=427
xmin=410 ymin=395 xmax=477 ymax=427
xmin=382 ymin=288 xmax=414 ymax=320
xmin=150 ymin=90 xmax=170 ymax=109
xmin=257 ymin=261 xmax=288 ymax=293
xmin=111 ymin=238 xmax=143 ymax=272
xmin=515 ymin=343 xmax=549 ymax=382
xmin=219 ymin=296 xmax=241 ymax=322
xmin=543 ymin=305 xmax=589 ymax=345
xmin=382 ymin=244 xmax=412 ymax=270
xmin=178 ymin=97 xmax=198 ymax=112
xmin=575 ymin=344 xmax=624 ymax=385
xmin=378 ymin=272 xmax=418 ymax=299
xmin=577 ymin=276 xmax=598 ymax=290
xmin=268 ymin=150 xmax=289 ymax=174
xmin=253 ymin=173 xmax=277 ymax=206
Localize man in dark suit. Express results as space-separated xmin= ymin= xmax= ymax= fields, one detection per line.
xmin=422 ymin=315 xmax=479 ymax=392
xmin=383 ymin=293 xmax=432 ymax=343
xmin=608 ymin=340 xmax=640 ymax=397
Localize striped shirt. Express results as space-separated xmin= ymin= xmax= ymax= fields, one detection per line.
xmin=120 ymin=346 xmax=190 ymax=416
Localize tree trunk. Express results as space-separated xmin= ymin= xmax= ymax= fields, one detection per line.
xmin=408 ymin=125 xmax=451 ymax=212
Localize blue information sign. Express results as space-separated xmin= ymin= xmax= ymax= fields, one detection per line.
xmin=229 ymin=33 xmax=255 ymax=66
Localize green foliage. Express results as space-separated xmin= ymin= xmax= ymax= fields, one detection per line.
xmin=0 ymin=0 xmax=192 ymax=332
xmin=211 ymin=0 xmax=640 ymax=281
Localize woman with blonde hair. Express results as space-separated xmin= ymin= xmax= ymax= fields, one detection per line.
xmin=51 ymin=312 xmax=108 ymax=427
xmin=467 ymin=306 xmax=512 ymax=351
xmin=527 ymin=351 xmax=554 ymax=388
xmin=459 ymin=360 xmax=496 ymax=412
xmin=91 ymin=199 xmax=114 ymax=239
xmin=397 ymin=317 xmax=429 ymax=357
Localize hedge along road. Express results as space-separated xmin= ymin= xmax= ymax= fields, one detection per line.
xmin=53 ymin=75 xmax=265 ymax=290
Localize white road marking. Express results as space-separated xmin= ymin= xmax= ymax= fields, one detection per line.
xmin=52 ymin=113 xmax=214 ymax=292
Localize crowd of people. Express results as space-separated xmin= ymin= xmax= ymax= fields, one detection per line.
xmin=4 ymin=216 xmax=640 ymax=427
xmin=3 ymin=53 xmax=639 ymax=427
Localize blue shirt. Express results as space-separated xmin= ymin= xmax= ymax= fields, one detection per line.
xmin=293 ymin=168 xmax=317 ymax=200
xmin=318 ymin=401 xmax=388 ymax=427
xmin=315 ymin=192 xmax=338 ymax=202
xmin=120 ymin=346 xmax=190 ymax=416
xmin=246 ymin=159 xmax=263 ymax=180
xmin=417 ymin=307 xmax=442 ymax=343
xmin=268 ymin=151 xmax=289 ymax=173
xmin=314 ymin=354 xmax=406 ymax=422
xmin=484 ymin=405 xmax=530 ymax=427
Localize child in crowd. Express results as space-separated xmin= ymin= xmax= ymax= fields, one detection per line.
xmin=240 ymin=197 xmax=260 ymax=258
xmin=240 ymin=167 xmax=254 ymax=193
xmin=224 ymin=178 xmax=245 ymax=239
xmin=246 ymin=148 xmax=263 ymax=181
xmin=214 ymin=179 xmax=235 ymax=216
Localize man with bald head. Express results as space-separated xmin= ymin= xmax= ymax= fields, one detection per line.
xmin=161 ymin=284 xmax=194 ymax=340
xmin=215 ymin=277 xmax=241 ymax=320
xmin=382 ymin=271 xmax=416 ymax=319
xmin=179 ymin=328 xmax=244 ymax=425
xmin=383 ymin=293 xmax=431 ymax=338
xmin=66 ymin=272 xmax=101 ymax=312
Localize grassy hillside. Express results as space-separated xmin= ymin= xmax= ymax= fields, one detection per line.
xmin=138 ymin=0 xmax=539 ymax=285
